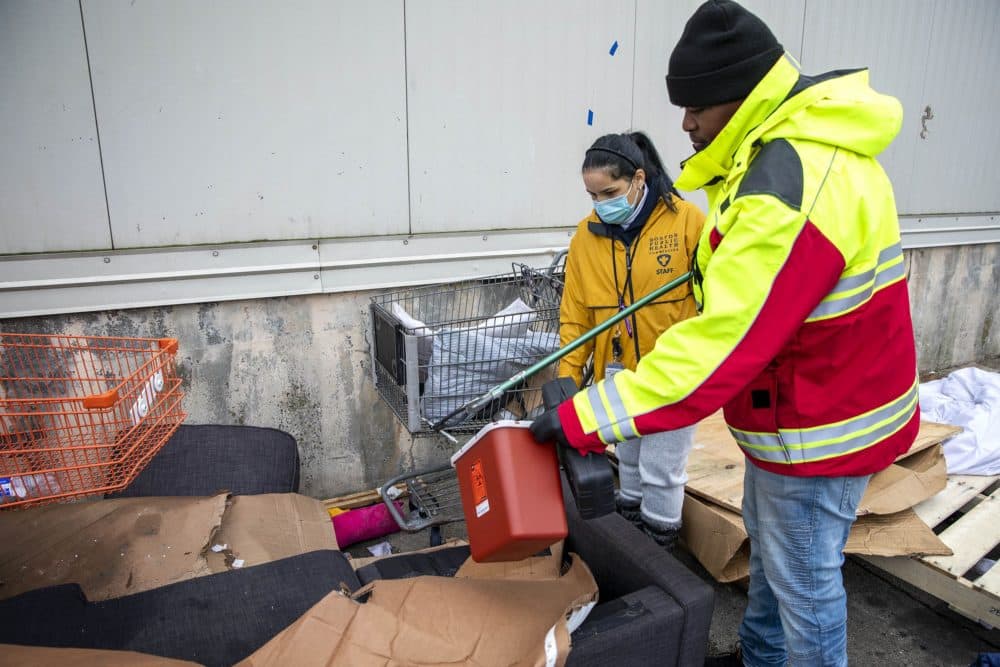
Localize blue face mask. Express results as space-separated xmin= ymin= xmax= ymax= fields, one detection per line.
xmin=594 ymin=181 xmax=636 ymax=225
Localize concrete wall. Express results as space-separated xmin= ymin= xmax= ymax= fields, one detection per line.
xmin=906 ymin=243 xmax=1000 ymax=370
xmin=3 ymin=243 xmax=997 ymax=499
xmin=0 ymin=290 xmax=450 ymax=500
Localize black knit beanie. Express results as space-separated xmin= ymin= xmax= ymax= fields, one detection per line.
xmin=666 ymin=0 xmax=784 ymax=107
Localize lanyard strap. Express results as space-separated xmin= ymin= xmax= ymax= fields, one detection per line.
xmin=611 ymin=236 xmax=642 ymax=338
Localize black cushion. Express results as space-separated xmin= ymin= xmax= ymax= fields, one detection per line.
xmin=561 ymin=473 xmax=714 ymax=666
xmin=355 ymin=545 xmax=472 ymax=585
xmin=568 ymin=585 xmax=683 ymax=667
xmin=111 ymin=424 xmax=300 ymax=498
xmin=0 ymin=550 xmax=357 ymax=667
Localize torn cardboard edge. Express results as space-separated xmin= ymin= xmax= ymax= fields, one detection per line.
xmin=0 ymin=492 xmax=338 ymax=602
xmin=206 ymin=493 xmax=339 ymax=573
xmin=347 ymin=538 xmax=469 ymax=572
xmin=0 ymin=644 xmax=202 ymax=666
xmin=681 ymin=493 xmax=953 ymax=583
xmin=857 ymin=444 xmax=947 ymax=515
xmin=236 ymin=553 xmax=598 ymax=667
xmin=349 ymin=538 xmax=566 ymax=582
xmin=456 ymin=540 xmax=565 ymax=580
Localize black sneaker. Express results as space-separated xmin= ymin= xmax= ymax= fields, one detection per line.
xmin=615 ymin=496 xmax=643 ymax=528
xmin=703 ymin=648 xmax=742 ymax=666
xmin=640 ymin=521 xmax=679 ymax=552
xmin=703 ymin=653 xmax=742 ymax=666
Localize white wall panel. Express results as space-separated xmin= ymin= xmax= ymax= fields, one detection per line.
xmin=82 ymin=0 xmax=409 ymax=247
xmin=406 ymin=0 xmax=635 ymax=233
xmin=907 ymin=0 xmax=1000 ymax=214
xmin=0 ymin=0 xmax=110 ymax=254
xmin=633 ymin=0 xmax=805 ymax=211
xmin=801 ymin=0 xmax=936 ymax=216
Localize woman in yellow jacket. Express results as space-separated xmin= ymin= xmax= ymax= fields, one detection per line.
xmin=559 ymin=131 xmax=704 ymax=548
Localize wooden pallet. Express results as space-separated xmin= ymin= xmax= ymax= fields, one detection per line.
xmin=862 ymin=474 xmax=1000 ymax=628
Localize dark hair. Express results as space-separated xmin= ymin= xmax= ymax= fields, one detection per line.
xmin=582 ymin=132 xmax=680 ymax=211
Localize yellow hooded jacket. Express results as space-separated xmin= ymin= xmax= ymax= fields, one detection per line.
xmin=559 ymin=193 xmax=704 ymax=387
xmin=559 ymin=55 xmax=919 ymax=478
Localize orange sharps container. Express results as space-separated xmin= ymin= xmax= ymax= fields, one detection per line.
xmin=452 ymin=421 xmax=568 ymax=562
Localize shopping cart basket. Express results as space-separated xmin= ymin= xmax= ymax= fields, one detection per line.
xmin=370 ymin=257 xmax=567 ymax=437
xmin=0 ymin=333 xmax=186 ymax=509
xmin=370 ymin=257 xmax=566 ymax=530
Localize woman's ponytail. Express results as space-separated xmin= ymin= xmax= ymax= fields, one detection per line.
xmin=628 ymin=131 xmax=681 ymax=211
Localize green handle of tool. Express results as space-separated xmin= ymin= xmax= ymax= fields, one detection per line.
xmin=431 ymin=270 xmax=693 ymax=431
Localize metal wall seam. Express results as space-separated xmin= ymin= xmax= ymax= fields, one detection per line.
xmin=0 ymin=220 xmax=996 ymax=318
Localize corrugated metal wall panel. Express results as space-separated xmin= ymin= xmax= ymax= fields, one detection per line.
xmin=82 ymin=0 xmax=409 ymax=247
xmin=800 ymin=0 xmax=937 ymax=216
xmin=405 ymin=0 xmax=634 ymax=234
xmin=0 ymin=0 xmax=110 ymax=254
xmin=907 ymin=0 xmax=1000 ymax=214
xmin=1 ymin=0 xmax=996 ymax=315
xmin=800 ymin=0 xmax=1000 ymax=217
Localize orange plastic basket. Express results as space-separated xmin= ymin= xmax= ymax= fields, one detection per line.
xmin=0 ymin=333 xmax=186 ymax=508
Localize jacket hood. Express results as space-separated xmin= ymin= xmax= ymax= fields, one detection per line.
xmin=675 ymin=54 xmax=903 ymax=193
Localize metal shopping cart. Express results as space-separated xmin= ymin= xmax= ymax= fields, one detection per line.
xmin=370 ymin=256 xmax=693 ymax=532
xmin=0 ymin=333 xmax=186 ymax=509
xmin=370 ymin=256 xmax=567 ymax=530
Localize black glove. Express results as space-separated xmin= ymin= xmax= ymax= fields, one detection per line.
xmin=530 ymin=406 xmax=567 ymax=446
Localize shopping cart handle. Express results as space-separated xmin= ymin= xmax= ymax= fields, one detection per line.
xmin=542 ymin=377 xmax=616 ymax=519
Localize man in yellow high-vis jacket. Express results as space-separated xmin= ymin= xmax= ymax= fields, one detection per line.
xmin=531 ymin=1 xmax=918 ymax=665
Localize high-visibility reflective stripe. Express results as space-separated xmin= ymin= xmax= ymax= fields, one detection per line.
xmin=828 ymin=242 xmax=902 ymax=293
xmin=731 ymin=383 xmax=918 ymax=464
xmin=736 ymin=398 xmax=915 ymax=464
xmin=808 ymin=242 xmax=904 ymax=320
xmin=730 ymin=381 xmax=917 ymax=448
xmin=585 ymin=384 xmax=619 ymax=445
xmin=585 ymin=378 xmax=640 ymax=444
xmin=604 ymin=377 xmax=640 ymax=440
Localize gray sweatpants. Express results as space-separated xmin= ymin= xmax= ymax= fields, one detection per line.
xmin=616 ymin=425 xmax=695 ymax=531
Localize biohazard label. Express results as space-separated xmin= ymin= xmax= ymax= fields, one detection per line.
xmin=470 ymin=459 xmax=489 ymax=517
xmin=470 ymin=459 xmax=488 ymax=503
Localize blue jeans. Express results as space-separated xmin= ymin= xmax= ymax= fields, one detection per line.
xmin=739 ymin=463 xmax=870 ymax=667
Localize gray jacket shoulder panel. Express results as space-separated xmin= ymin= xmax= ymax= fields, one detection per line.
xmin=735 ymin=138 xmax=804 ymax=211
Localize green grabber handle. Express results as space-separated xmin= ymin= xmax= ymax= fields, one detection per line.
xmin=430 ymin=270 xmax=693 ymax=431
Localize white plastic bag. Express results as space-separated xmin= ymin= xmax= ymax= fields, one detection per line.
xmin=391 ymin=302 xmax=436 ymax=383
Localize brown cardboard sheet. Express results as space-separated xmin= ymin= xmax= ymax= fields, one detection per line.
xmin=0 ymin=494 xmax=226 ymax=601
xmin=681 ymin=493 xmax=952 ymax=583
xmin=237 ymin=554 xmax=598 ymax=667
xmin=0 ymin=644 xmax=202 ymax=666
xmin=0 ymin=493 xmax=336 ymax=601
xmin=206 ymin=493 xmax=338 ymax=572
xmin=856 ymin=444 xmax=947 ymax=516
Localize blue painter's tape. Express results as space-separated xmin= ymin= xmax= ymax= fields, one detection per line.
xmin=587 ymin=109 xmax=594 ymax=126
xmin=609 ymin=40 xmax=619 ymax=56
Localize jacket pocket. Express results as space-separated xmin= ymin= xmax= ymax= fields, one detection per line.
xmin=725 ymin=363 xmax=779 ymax=436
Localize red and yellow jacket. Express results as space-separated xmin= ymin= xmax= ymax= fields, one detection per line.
xmin=558 ymin=193 xmax=704 ymax=387
xmin=558 ymin=55 xmax=919 ymax=477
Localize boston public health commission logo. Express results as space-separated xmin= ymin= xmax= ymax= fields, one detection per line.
xmin=656 ymin=253 xmax=674 ymax=275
